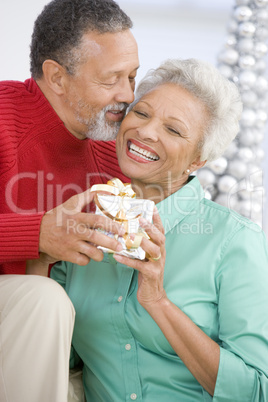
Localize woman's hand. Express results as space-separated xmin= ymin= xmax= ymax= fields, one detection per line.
xmin=113 ymin=207 xmax=167 ymax=309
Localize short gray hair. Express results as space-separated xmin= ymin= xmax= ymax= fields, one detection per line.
xmin=30 ymin=0 xmax=133 ymax=79
xmin=134 ymin=59 xmax=243 ymax=162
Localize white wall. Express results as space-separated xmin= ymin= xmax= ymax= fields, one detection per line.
xmin=0 ymin=0 xmax=234 ymax=82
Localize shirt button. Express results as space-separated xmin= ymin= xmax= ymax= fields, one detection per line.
xmin=130 ymin=393 xmax=137 ymax=400
xmin=117 ymin=296 xmax=123 ymax=302
xmin=125 ymin=343 xmax=131 ymax=351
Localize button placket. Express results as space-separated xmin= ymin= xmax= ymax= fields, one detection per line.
xmin=111 ymin=265 xmax=142 ymax=400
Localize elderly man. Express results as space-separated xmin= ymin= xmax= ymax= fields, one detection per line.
xmin=0 ymin=0 xmax=139 ymax=401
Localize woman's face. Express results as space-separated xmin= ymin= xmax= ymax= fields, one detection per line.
xmin=116 ymin=83 xmax=208 ymax=193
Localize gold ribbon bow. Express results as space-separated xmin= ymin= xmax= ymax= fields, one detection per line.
xmin=91 ymin=178 xmax=149 ymax=250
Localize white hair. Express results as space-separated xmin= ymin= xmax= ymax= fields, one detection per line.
xmin=133 ymin=59 xmax=243 ymax=162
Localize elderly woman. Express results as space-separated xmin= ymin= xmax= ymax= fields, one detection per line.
xmin=50 ymin=59 xmax=268 ymax=401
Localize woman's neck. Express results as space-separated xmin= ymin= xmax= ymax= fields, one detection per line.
xmin=131 ymin=177 xmax=188 ymax=204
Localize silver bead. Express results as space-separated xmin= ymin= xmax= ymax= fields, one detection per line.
xmin=238 ymin=187 xmax=252 ymax=200
xmin=254 ymin=59 xmax=267 ymax=73
xmin=237 ymin=147 xmax=254 ymax=161
xmin=218 ymin=48 xmax=239 ymax=65
xmin=257 ymin=98 xmax=268 ymax=109
xmin=204 ymin=189 xmax=212 ymax=200
xmin=254 ymin=130 xmax=265 ymax=144
xmin=206 ymin=184 xmax=218 ymax=199
xmin=214 ymin=193 xmax=237 ymax=209
xmin=241 ymin=90 xmax=258 ymax=107
xmin=239 ymin=129 xmax=257 ymax=146
xmin=217 ymin=64 xmax=234 ymax=79
xmin=234 ymin=6 xmax=253 ymax=21
xmin=237 ymin=38 xmax=254 ymax=53
xmin=237 ymin=200 xmax=252 ymax=217
xmin=238 ymin=22 xmax=256 ymax=37
xmin=225 ymin=34 xmax=238 ymax=48
xmin=255 ymin=9 xmax=268 ymax=23
xmin=253 ymin=146 xmax=265 ymax=161
xmin=197 ymin=169 xmax=216 ymax=187
xmin=255 ymin=76 xmax=268 ymax=94
xmin=254 ymin=42 xmax=268 ymax=58
xmin=228 ymin=19 xmax=239 ymax=34
xmin=255 ymin=109 xmax=268 ymax=127
xmin=207 ymin=157 xmax=228 ymax=175
xmin=254 ymin=0 xmax=268 ymax=7
xmin=218 ymin=175 xmax=238 ymax=193
xmin=247 ymin=165 xmax=263 ymax=187
xmin=240 ymin=109 xmax=257 ymax=127
xmin=239 ymin=70 xmax=257 ymax=88
xmin=224 ymin=142 xmax=238 ymax=158
xmin=228 ymin=160 xmax=248 ymax=179
xmin=255 ymin=27 xmax=268 ymax=40
xmin=238 ymin=54 xmax=256 ymax=69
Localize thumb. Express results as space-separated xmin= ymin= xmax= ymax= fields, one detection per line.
xmin=64 ymin=188 xmax=95 ymax=213
xmin=78 ymin=188 xmax=96 ymax=211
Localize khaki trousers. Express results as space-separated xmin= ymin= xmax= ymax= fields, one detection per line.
xmin=0 ymin=275 xmax=75 ymax=402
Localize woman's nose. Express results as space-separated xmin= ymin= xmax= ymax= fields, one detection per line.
xmin=136 ymin=120 xmax=159 ymax=142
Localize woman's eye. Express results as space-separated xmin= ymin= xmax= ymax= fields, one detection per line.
xmin=167 ymin=127 xmax=181 ymax=136
xmin=134 ymin=110 xmax=147 ymax=117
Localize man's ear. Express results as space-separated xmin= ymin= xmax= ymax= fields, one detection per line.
xmin=42 ymin=60 xmax=67 ymax=95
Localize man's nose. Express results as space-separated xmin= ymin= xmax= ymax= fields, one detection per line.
xmin=115 ymin=80 xmax=135 ymax=104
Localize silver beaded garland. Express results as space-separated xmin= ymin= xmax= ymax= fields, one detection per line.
xmin=197 ymin=0 xmax=268 ymax=226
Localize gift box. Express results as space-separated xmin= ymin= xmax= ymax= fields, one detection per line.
xmin=91 ymin=179 xmax=155 ymax=260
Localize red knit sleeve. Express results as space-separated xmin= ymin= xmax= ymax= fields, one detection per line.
xmin=0 ymin=212 xmax=44 ymax=262
xmin=0 ymin=80 xmax=45 ymax=271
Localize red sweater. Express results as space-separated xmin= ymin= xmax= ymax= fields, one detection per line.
xmin=0 ymin=78 xmax=128 ymax=275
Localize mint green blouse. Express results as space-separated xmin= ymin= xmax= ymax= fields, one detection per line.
xmin=51 ymin=176 xmax=268 ymax=401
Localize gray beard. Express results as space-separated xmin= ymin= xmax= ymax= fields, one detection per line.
xmin=77 ymin=103 xmax=127 ymax=141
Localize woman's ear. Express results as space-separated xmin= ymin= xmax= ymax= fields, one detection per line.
xmin=189 ymin=158 xmax=207 ymax=173
xmin=41 ymin=60 xmax=66 ymax=95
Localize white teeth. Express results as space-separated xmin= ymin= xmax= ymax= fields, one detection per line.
xmin=129 ymin=142 xmax=159 ymax=161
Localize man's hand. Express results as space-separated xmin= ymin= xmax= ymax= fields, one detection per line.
xmin=39 ymin=188 xmax=125 ymax=265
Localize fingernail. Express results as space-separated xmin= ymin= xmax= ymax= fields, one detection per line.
xmin=119 ymin=226 xmax=125 ymax=236
xmin=139 ymin=217 xmax=147 ymax=226
xmin=116 ymin=244 xmax=123 ymax=252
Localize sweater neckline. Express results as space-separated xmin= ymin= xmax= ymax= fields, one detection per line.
xmin=26 ymin=78 xmax=92 ymax=150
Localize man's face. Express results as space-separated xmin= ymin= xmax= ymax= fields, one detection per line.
xmin=63 ymin=30 xmax=139 ymax=140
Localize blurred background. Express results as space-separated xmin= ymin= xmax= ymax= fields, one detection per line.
xmin=0 ymin=0 xmax=267 ymax=233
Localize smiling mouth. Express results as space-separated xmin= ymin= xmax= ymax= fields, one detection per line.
xmin=127 ymin=141 xmax=160 ymax=161
xmin=106 ymin=108 xmax=126 ymax=122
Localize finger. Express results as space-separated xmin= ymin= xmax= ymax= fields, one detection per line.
xmin=78 ymin=242 xmax=105 ymax=262
xmin=139 ymin=237 xmax=161 ymax=260
xmin=70 ymin=252 xmax=91 ymax=266
xmin=139 ymin=218 xmax=165 ymax=247
xmin=152 ymin=207 xmax=165 ymax=234
xmin=63 ymin=245 xmax=104 ymax=265
xmin=113 ymin=253 xmax=145 ymax=271
xmin=59 ymin=190 xmax=94 ymax=215
xmin=77 ymin=213 xmax=125 ymax=236
xmin=78 ymin=228 xmax=124 ymax=253
xmin=74 ymin=188 xmax=95 ymax=212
